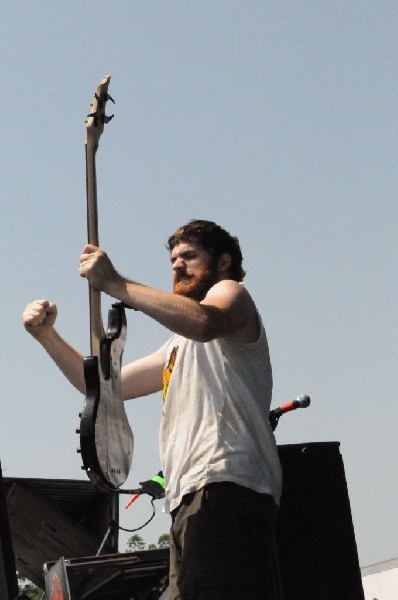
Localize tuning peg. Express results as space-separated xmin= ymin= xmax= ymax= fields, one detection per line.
xmin=76 ymin=448 xmax=81 ymax=454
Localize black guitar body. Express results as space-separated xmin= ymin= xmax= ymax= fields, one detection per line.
xmin=80 ymin=303 xmax=134 ymax=490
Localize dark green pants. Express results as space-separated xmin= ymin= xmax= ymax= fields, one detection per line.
xmin=168 ymin=482 xmax=278 ymax=600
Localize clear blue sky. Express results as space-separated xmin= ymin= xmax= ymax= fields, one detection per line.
xmin=1 ymin=1 xmax=397 ymax=567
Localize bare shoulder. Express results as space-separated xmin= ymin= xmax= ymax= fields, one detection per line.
xmin=203 ymin=279 xmax=248 ymax=306
xmin=202 ymin=280 xmax=260 ymax=343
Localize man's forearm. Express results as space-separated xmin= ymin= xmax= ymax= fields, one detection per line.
xmin=38 ymin=329 xmax=86 ymax=393
xmin=107 ymin=279 xmax=219 ymax=342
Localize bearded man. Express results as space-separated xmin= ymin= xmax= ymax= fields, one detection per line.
xmin=22 ymin=220 xmax=282 ymax=600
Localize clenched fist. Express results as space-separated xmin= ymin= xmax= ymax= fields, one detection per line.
xmin=22 ymin=299 xmax=58 ymax=339
xmin=79 ymin=243 xmax=123 ymax=295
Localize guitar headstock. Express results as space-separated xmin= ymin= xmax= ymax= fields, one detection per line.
xmin=86 ymin=75 xmax=115 ymax=148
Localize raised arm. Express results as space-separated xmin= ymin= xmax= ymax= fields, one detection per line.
xmin=79 ymin=244 xmax=259 ymax=344
xmin=22 ymin=299 xmax=166 ymax=399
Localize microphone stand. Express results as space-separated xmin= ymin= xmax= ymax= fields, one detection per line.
xmin=269 ymin=394 xmax=311 ymax=600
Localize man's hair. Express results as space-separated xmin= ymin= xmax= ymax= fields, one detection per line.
xmin=167 ymin=219 xmax=246 ymax=282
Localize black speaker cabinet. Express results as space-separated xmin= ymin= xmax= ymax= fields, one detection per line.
xmin=276 ymin=442 xmax=364 ymax=600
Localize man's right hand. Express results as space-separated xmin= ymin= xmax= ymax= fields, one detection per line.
xmin=22 ymin=299 xmax=58 ymax=340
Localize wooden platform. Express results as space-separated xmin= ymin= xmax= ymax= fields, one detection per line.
xmin=3 ymin=477 xmax=118 ymax=588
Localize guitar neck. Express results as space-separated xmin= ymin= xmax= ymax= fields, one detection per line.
xmin=84 ymin=75 xmax=113 ymax=357
xmin=85 ymin=141 xmax=104 ymax=356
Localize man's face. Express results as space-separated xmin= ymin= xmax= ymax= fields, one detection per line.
xmin=171 ymin=242 xmax=219 ymax=301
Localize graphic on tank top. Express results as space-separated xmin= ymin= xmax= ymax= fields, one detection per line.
xmin=162 ymin=345 xmax=179 ymax=401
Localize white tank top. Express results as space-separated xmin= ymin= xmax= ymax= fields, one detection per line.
xmin=160 ymin=318 xmax=282 ymax=513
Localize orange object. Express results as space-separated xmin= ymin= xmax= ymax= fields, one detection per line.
xmin=125 ymin=493 xmax=140 ymax=509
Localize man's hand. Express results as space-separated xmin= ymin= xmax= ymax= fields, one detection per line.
xmin=22 ymin=299 xmax=58 ymax=340
xmin=79 ymin=244 xmax=124 ymax=296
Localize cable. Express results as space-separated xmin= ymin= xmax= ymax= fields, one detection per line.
xmin=118 ymin=497 xmax=157 ymax=534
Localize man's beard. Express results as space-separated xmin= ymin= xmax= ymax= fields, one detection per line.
xmin=173 ymin=266 xmax=219 ymax=301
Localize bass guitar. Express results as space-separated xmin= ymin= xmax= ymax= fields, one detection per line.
xmin=78 ymin=75 xmax=134 ymax=490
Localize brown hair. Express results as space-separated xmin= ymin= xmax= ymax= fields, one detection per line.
xmin=167 ymin=220 xmax=246 ymax=282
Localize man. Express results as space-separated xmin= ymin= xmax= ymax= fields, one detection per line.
xmin=23 ymin=219 xmax=282 ymax=599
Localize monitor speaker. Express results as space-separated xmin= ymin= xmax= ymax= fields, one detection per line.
xmin=275 ymin=442 xmax=364 ymax=600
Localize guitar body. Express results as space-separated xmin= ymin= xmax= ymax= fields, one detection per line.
xmin=78 ymin=76 xmax=133 ymax=490
xmin=80 ymin=303 xmax=133 ymax=489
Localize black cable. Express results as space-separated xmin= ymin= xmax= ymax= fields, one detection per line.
xmin=118 ymin=497 xmax=157 ymax=533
